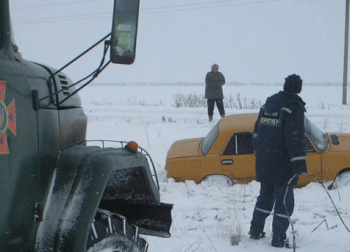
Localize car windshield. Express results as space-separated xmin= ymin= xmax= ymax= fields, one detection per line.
xmin=304 ymin=117 xmax=327 ymax=151
xmin=201 ymin=122 xmax=219 ymax=155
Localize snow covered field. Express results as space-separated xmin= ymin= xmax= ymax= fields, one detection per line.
xmin=80 ymin=83 xmax=350 ymax=252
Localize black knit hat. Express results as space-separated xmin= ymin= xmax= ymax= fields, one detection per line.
xmin=283 ymin=74 xmax=303 ymax=94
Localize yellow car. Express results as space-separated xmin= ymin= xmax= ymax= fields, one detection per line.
xmin=165 ymin=113 xmax=350 ymax=187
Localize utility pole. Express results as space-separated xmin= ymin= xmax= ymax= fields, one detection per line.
xmin=343 ymin=0 xmax=349 ymax=105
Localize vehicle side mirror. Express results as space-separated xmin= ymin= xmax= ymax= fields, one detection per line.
xmin=110 ymin=0 xmax=140 ymax=65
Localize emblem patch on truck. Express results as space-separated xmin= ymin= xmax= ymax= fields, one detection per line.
xmin=0 ymin=81 xmax=16 ymax=154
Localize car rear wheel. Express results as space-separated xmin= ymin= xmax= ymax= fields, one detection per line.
xmin=201 ymin=175 xmax=233 ymax=187
xmin=86 ymin=209 xmax=148 ymax=252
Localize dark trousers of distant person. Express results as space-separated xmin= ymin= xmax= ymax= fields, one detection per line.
xmin=207 ymin=99 xmax=225 ymax=120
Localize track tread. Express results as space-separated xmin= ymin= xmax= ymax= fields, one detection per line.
xmin=87 ymin=209 xmax=148 ymax=252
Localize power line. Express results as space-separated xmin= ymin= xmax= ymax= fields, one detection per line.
xmin=13 ymin=13 xmax=110 ymax=25
xmin=142 ymin=0 xmax=286 ymax=14
xmin=12 ymin=0 xmax=286 ymax=25
xmin=11 ymin=0 xmax=104 ymax=10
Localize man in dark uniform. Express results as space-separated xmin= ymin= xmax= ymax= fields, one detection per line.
xmin=205 ymin=64 xmax=225 ymax=122
xmin=249 ymin=74 xmax=307 ymax=248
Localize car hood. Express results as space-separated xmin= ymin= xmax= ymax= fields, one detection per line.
xmin=328 ymin=133 xmax=350 ymax=151
xmin=166 ymin=138 xmax=203 ymax=159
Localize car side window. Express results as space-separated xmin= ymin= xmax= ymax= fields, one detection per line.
xmin=223 ymin=132 xmax=254 ymax=155
xmin=303 ymin=135 xmax=315 ymax=152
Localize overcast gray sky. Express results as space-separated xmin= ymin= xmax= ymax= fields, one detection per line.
xmin=10 ymin=0 xmax=346 ymax=84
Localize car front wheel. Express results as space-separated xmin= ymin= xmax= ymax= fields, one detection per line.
xmin=329 ymin=170 xmax=350 ymax=189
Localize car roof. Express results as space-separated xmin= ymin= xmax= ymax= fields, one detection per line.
xmin=219 ymin=113 xmax=258 ymax=133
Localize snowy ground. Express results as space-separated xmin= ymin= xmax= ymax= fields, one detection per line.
xmin=80 ymin=83 xmax=350 ymax=252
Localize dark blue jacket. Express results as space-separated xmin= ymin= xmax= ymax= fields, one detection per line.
xmin=253 ymin=91 xmax=307 ymax=185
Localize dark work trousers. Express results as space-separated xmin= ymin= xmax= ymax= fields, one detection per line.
xmin=250 ymin=182 xmax=294 ymax=241
xmin=207 ymin=99 xmax=225 ymax=117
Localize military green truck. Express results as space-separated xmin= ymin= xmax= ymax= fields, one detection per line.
xmin=0 ymin=0 xmax=172 ymax=251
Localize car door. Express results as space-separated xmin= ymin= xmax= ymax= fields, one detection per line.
xmin=220 ymin=132 xmax=256 ymax=183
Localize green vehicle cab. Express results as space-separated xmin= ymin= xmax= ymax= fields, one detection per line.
xmin=0 ymin=1 xmax=172 ymax=251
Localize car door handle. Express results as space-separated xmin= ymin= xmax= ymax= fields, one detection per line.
xmin=222 ymin=159 xmax=234 ymax=165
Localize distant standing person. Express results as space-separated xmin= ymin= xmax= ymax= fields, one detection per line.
xmin=249 ymin=74 xmax=307 ymax=248
xmin=205 ymin=64 xmax=225 ymax=122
